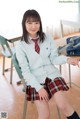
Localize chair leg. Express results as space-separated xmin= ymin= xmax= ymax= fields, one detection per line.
xmin=10 ymin=59 xmax=13 ymax=84
xmin=59 ymin=65 xmax=62 ymax=73
xmin=57 ymin=106 xmax=61 ymax=119
xmin=68 ymin=64 xmax=71 ymax=88
xmin=2 ymin=56 xmax=5 ymax=75
xmin=22 ymin=92 xmax=27 ymax=119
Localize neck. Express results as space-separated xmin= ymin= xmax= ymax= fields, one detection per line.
xmin=29 ymin=35 xmax=39 ymax=40
xmin=29 ymin=34 xmax=37 ymax=39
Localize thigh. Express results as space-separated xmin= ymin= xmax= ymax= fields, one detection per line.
xmin=52 ymin=91 xmax=70 ymax=106
xmin=52 ymin=90 xmax=74 ymax=116
xmin=34 ymin=100 xmax=50 ymax=115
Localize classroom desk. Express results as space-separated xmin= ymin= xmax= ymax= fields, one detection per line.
xmin=8 ymin=36 xmax=21 ymax=84
xmin=7 ymin=36 xmax=21 ymax=43
xmin=0 ymin=35 xmax=21 ymax=84
xmin=59 ymin=14 xmax=80 ymax=87
xmin=6 ymin=36 xmax=21 ymax=48
xmin=55 ymin=37 xmax=80 ymax=88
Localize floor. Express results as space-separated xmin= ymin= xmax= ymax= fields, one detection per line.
xmin=0 ymin=55 xmax=80 ymax=119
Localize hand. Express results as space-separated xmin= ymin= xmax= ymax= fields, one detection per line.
xmin=67 ymin=58 xmax=80 ymax=67
xmin=78 ymin=61 xmax=80 ymax=67
xmin=38 ymin=87 xmax=49 ymax=102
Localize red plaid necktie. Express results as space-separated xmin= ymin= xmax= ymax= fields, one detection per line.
xmin=32 ymin=38 xmax=40 ymax=54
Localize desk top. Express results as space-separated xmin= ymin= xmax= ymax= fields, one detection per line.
xmin=55 ymin=37 xmax=80 ymax=60
xmin=55 ymin=37 xmax=67 ymax=47
xmin=7 ymin=36 xmax=21 ymax=43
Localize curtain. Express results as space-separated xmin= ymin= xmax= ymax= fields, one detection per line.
xmin=45 ymin=1 xmax=79 ymax=39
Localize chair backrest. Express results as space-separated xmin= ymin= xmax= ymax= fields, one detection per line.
xmin=12 ymin=53 xmax=26 ymax=90
xmin=0 ymin=35 xmax=13 ymax=56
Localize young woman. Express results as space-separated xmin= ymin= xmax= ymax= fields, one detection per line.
xmin=15 ymin=9 xmax=80 ymax=119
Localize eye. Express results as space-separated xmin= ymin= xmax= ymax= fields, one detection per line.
xmin=28 ymin=22 xmax=32 ymax=24
xmin=35 ymin=22 xmax=39 ymax=24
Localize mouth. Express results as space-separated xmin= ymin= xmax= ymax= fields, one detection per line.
xmin=30 ymin=30 xmax=37 ymax=32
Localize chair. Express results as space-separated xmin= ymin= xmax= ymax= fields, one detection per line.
xmin=12 ymin=53 xmax=27 ymax=119
xmin=12 ymin=53 xmax=61 ymax=119
xmin=0 ymin=35 xmax=15 ymax=84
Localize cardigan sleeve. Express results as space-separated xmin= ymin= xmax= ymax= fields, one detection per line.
xmin=15 ymin=42 xmax=43 ymax=92
xmin=48 ymin=35 xmax=68 ymax=65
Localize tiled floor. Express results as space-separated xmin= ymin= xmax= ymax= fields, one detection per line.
xmin=0 ymin=56 xmax=80 ymax=119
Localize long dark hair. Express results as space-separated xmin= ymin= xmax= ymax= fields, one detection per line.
xmin=21 ymin=9 xmax=45 ymax=43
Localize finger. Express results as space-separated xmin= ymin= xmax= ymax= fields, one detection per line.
xmin=72 ymin=62 xmax=76 ymax=65
xmin=78 ymin=61 xmax=80 ymax=67
xmin=40 ymin=95 xmax=47 ymax=102
xmin=39 ymin=96 xmax=45 ymax=102
xmin=43 ymin=95 xmax=49 ymax=102
xmin=39 ymin=96 xmax=42 ymax=101
xmin=40 ymin=94 xmax=48 ymax=103
xmin=42 ymin=97 xmax=48 ymax=103
xmin=44 ymin=96 xmax=49 ymax=102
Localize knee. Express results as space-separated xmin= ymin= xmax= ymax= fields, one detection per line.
xmin=57 ymin=101 xmax=69 ymax=112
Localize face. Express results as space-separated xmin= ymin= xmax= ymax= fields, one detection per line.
xmin=25 ymin=19 xmax=40 ymax=38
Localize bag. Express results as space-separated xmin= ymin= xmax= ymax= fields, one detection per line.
xmin=66 ymin=36 xmax=80 ymax=56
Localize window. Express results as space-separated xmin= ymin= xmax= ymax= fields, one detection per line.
xmin=0 ymin=0 xmax=79 ymax=39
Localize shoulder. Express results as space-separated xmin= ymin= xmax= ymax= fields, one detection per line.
xmin=44 ymin=33 xmax=55 ymax=43
xmin=15 ymin=40 xmax=26 ymax=49
xmin=45 ymin=33 xmax=53 ymax=39
xmin=15 ymin=40 xmax=28 ymax=53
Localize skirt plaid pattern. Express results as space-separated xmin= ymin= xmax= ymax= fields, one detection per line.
xmin=26 ymin=77 xmax=69 ymax=101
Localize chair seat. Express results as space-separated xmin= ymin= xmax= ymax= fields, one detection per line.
xmin=1 ymin=47 xmax=15 ymax=58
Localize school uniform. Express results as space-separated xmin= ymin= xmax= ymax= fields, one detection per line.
xmin=15 ymin=34 xmax=69 ymax=101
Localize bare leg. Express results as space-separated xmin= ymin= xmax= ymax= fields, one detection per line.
xmin=34 ymin=100 xmax=50 ymax=119
xmin=52 ymin=91 xmax=74 ymax=117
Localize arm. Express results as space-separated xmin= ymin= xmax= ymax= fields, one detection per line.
xmin=15 ymin=43 xmax=43 ymax=92
xmin=48 ymin=35 xmax=68 ymax=65
xmin=48 ymin=35 xmax=80 ymax=67
xmin=67 ymin=57 xmax=80 ymax=67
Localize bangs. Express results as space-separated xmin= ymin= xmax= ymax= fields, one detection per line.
xmin=26 ymin=16 xmax=40 ymax=22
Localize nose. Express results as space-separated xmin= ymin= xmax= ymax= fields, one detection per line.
xmin=31 ymin=23 xmax=36 ymax=29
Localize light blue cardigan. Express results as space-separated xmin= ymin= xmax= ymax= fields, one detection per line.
xmin=15 ymin=34 xmax=68 ymax=92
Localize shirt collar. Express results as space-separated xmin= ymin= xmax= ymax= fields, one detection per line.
xmin=28 ymin=35 xmax=40 ymax=42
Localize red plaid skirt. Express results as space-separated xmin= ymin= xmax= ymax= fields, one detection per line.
xmin=26 ymin=77 xmax=69 ymax=101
